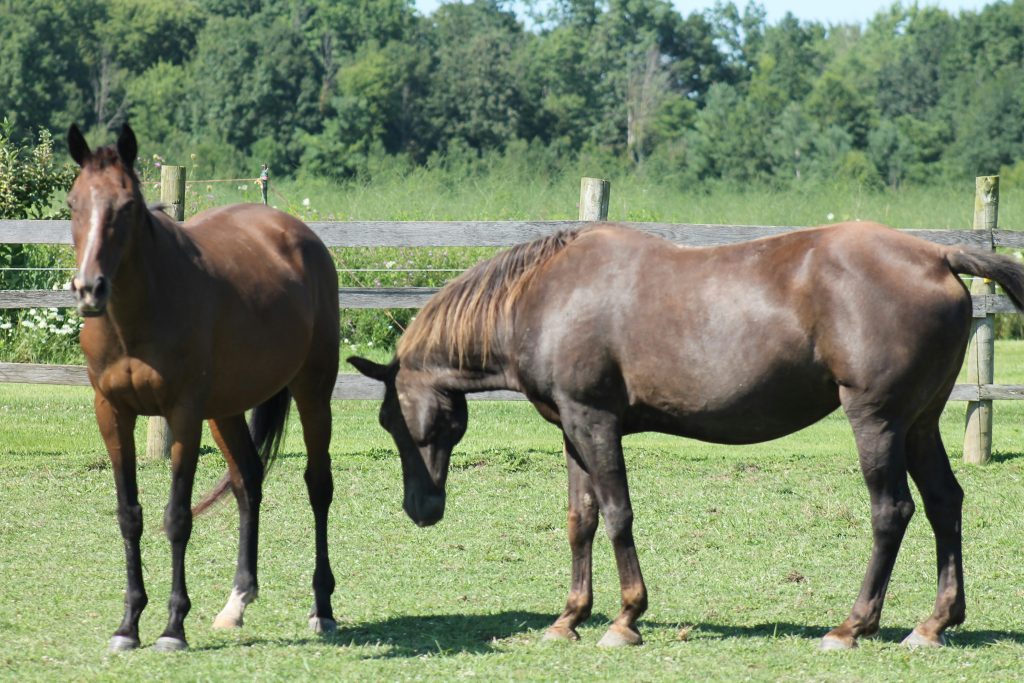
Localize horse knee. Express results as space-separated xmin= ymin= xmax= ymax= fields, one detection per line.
xmin=872 ymin=498 xmax=914 ymax=538
xmin=602 ymin=505 xmax=634 ymax=544
xmin=568 ymin=506 xmax=598 ymax=541
xmin=304 ymin=467 xmax=333 ymax=507
xmin=118 ymin=503 xmax=143 ymax=540
xmin=163 ymin=505 xmax=193 ymax=543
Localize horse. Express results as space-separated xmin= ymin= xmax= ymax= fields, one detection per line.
xmin=350 ymin=221 xmax=1024 ymax=650
xmin=66 ymin=124 xmax=340 ymax=652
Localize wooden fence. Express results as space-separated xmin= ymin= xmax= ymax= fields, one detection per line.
xmin=0 ymin=176 xmax=1021 ymax=463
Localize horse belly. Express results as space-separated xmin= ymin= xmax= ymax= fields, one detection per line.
xmin=626 ymin=367 xmax=841 ymax=444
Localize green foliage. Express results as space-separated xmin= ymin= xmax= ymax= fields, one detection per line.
xmin=0 ymin=119 xmax=75 ymax=220
xmin=1 ymin=0 xmax=1023 ymax=187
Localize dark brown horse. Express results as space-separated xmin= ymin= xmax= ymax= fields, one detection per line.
xmin=351 ymin=221 xmax=1024 ymax=649
xmin=67 ymin=124 xmax=340 ymax=652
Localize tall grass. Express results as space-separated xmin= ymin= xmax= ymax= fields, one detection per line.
xmin=173 ymin=154 xmax=1021 ymax=229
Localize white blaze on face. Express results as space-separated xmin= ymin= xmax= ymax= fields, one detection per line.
xmin=78 ymin=186 xmax=104 ymax=278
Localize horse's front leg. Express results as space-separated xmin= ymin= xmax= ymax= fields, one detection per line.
xmin=563 ymin=414 xmax=647 ymax=647
xmin=154 ymin=410 xmax=203 ymax=652
xmin=96 ymin=395 xmax=144 ymax=652
xmin=543 ymin=437 xmax=599 ymax=642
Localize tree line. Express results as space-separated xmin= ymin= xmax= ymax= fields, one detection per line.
xmin=2 ymin=0 xmax=1023 ymax=188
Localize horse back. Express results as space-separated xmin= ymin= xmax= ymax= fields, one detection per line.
xmin=511 ymin=222 xmax=972 ymax=442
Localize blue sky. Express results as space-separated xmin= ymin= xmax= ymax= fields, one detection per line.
xmin=413 ymin=0 xmax=996 ymax=25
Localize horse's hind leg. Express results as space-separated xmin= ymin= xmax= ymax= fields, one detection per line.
xmin=291 ymin=367 xmax=337 ymax=633
xmin=822 ymin=397 xmax=913 ymax=650
xmin=904 ymin=421 xmax=965 ymax=647
xmin=543 ymin=436 xmax=600 ymax=642
xmin=208 ymin=415 xmax=264 ymax=629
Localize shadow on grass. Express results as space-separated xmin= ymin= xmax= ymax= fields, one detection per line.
xmin=684 ymin=622 xmax=1024 ymax=648
xmin=989 ymin=450 xmax=1024 ymax=463
xmin=195 ymin=614 xmax=1024 ymax=656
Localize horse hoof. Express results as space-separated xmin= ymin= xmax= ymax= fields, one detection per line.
xmin=819 ymin=634 xmax=857 ymax=650
xmin=212 ymin=613 xmax=243 ymax=629
xmin=309 ymin=616 xmax=337 ymax=634
xmin=108 ymin=635 xmax=140 ymax=652
xmin=902 ymin=629 xmax=945 ymax=648
xmin=597 ymin=625 xmax=642 ymax=647
xmin=153 ymin=636 xmax=188 ymax=652
xmin=541 ymin=626 xmax=580 ymax=642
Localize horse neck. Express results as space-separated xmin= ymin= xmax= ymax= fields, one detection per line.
xmin=98 ymin=208 xmax=190 ymax=345
xmin=405 ymin=340 xmax=520 ymax=394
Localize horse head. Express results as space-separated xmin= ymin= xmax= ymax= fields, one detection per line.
xmin=66 ymin=123 xmax=141 ymax=316
xmin=349 ymin=356 xmax=468 ymax=527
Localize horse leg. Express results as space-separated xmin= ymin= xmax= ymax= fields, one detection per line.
xmin=822 ymin=403 xmax=913 ymax=650
xmin=291 ymin=373 xmax=337 ymax=633
xmin=543 ymin=437 xmax=599 ymax=642
xmin=96 ymin=395 xmax=145 ymax=652
xmin=904 ymin=422 xmax=965 ymax=647
xmin=153 ymin=411 xmax=202 ymax=652
xmin=208 ymin=415 xmax=263 ymax=629
xmin=561 ymin=414 xmax=647 ymax=647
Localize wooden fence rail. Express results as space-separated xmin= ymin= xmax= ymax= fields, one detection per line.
xmin=0 ymin=176 xmax=1019 ymax=463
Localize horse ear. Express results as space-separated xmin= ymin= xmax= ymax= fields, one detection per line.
xmin=67 ymin=124 xmax=90 ymax=166
xmin=347 ymin=356 xmax=392 ymax=382
xmin=117 ymin=123 xmax=137 ymax=168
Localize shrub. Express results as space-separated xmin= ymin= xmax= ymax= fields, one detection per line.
xmin=0 ymin=119 xmax=80 ymax=363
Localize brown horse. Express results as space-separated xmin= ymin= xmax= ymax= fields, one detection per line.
xmin=67 ymin=124 xmax=340 ymax=652
xmin=351 ymin=221 xmax=1024 ymax=649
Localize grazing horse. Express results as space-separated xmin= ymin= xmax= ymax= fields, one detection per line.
xmin=67 ymin=124 xmax=340 ymax=652
xmin=351 ymin=222 xmax=1024 ymax=649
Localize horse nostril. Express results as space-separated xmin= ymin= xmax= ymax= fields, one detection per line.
xmin=93 ymin=276 xmax=108 ymax=300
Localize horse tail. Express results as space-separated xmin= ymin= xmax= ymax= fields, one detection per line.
xmin=947 ymin=249 xmax=1024 ymax=311
xmin=192 ymin=388 xmax=292 ymax=517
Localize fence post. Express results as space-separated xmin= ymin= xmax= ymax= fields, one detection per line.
xmin=160 ymin=165 xmax=186 ymax=221
xmin=259 ymin=164 xmax=269 ymax=205
xmin=963 ymin=175 xmax=999 ymax=464
xmin=579 ymin=177 xmax=610 ymax=221
xmin=145 ymin=165 xmax=187 ymax=461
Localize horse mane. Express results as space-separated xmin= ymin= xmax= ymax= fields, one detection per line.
xmin=397 ymin=228 xmax=586 ymax=366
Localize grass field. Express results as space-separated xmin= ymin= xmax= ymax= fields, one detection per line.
xmin=185 ymin=172 xmax=1022 ymax=231
xmin=3 ymin=345 xmax=1024 ymax=681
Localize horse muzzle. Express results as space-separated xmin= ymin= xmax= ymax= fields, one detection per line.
xmin=71 ymin=274 xmax=109 ymax=316
xmin=404 ymin=492 xmax=446 ymax=527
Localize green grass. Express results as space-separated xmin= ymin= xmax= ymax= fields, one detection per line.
xmin=4 ymin=347 xmax=1024 ymax=680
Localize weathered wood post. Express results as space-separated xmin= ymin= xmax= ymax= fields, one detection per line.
xmin=579 ymin=177 xmax=610 ymax=221
xmin=145 ymin=165 xmax=186 ymax=460
xmin=963 ymin=175 xmax=999 ymax=464
xmin=259 ymin=164 xmax=269 ymax=205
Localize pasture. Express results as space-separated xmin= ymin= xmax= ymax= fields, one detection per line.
xmin=3 ymin=345 xmax=1024 ymax=681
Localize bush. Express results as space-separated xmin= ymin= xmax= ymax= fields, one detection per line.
xmin=0 ymin=119 xmax=81 ymax=363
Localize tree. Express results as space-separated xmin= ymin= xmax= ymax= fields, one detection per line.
xmin=422 ymin=1 xmax=526 ymax=153
xmin=186 ymin=11 xmax=322 ymax=173
xmin=0 ymin=0 xmax=100 ymax=138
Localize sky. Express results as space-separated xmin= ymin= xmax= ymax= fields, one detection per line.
xmin=412 ymin=0 xmax=996 ymax=25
